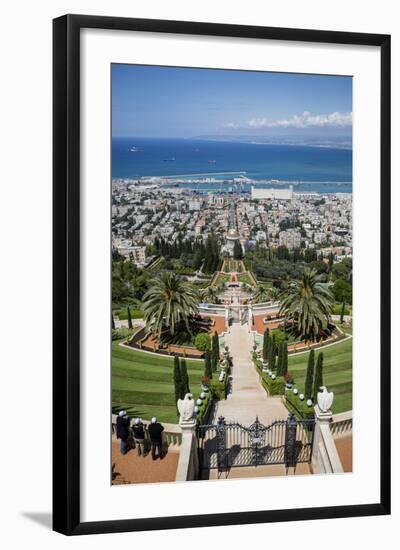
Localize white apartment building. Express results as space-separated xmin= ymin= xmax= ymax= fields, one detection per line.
xmin=188 ymin=199 xmax=202 ymax=211
xmin=251 ymin=185 xmax=294 ymax=200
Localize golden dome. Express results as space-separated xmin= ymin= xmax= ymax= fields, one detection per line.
xmin=227 ymin=228 xmax=239 ymax=239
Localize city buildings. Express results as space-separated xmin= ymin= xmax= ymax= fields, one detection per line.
xmin=112 ymin=179 xmax=352 ymax=267
xmin=251 ymin=185 xmax=294 ymax=200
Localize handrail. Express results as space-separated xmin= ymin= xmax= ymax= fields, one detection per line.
xmin=330 ymin=411 xmax=352 ymax=438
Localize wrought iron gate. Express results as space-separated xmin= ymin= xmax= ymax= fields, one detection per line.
xmin=197 ymin=415 xmax=314 ymax=473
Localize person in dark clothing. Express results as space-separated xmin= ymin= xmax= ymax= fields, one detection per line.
xmin=147 ymin=417 xmax=164 ymax=460
xmin=116 ymin=410 xmax=130 ymax=455
xmin=132 ymin=418 xmax=147 ymax=457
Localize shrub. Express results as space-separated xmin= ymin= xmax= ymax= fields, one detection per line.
xmin=270 ymin=328 xmax=287 ymax=345
xmin=261 ymin=373 xmax=285 ymax=395
xmin=285 ymin=390 xmax=314 ymax=420
xmin=196 ymin=392 xmax=212 ymax=424
xmin=112 ymin=327 xmax=132 ymax=341
xmin=209 ymin=376 xmax=227 ymax=400
xmin=284 ymin=372 xmax=295 ymax=385
xmin=195 ymin=332 xmax=211 ymax=352
xmin=252 ymin=352 xmax=284 ymax=395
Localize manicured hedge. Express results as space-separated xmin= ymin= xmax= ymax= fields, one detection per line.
xmin=285 ymin=390 xmax=314 ymax=420
xmin=209 ymin=375 xmax=228 ymax=400
xmin=252 ymin=354 xmax=285 ymax=395
xmin=261 ymin=374 xmax=285 ymax=396
xmin=196 ymin=392 xmax=212 ymax=424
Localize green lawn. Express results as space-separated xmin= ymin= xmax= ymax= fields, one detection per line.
xmin=288 ymin=338 xmax=352 ymax=414
xmin=112 ymin=341 xmax=204 ymax=423
xmin=332 ymin=303 xmax=352 ymax=315
xmin=237 ymin=273 xmax=254 ymax=286
xmin=213 ymin=273 xmax=230 ymax=286
xmin=116 ymin=308 xmax=143 ymax=320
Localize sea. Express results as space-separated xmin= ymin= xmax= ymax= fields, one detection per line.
xmin=112 ymin=137 xmax=352 ymax=194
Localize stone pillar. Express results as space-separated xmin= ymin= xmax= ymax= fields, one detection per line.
xmin=248 ymin=305 xmax=253 ymax=333
xmin=225 ymin=305 xmax=230 ymax=333
xmin=312 ymin=405 xmax=343 ymax=474
xmin=175 ymin=417 xmax=199 ymax=481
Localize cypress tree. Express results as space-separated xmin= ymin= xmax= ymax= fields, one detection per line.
xmin=173 ymin=356 xmax=184 ymax=411
xmin=263 ymin=328 xmax=270 ymax=362
xmin=127 ymin=306 xmax=133 ymax=329
xmin=112 ymin=312 xmax=115 ymax=330
xmin=212 ymin=332 xmax=220 ymax=371
xmin=204 ymin=350 xmax=213 ymax=379
xmin=276 ymin=343 xmax=284 ymax=376
xmin=304 ymin=349 xmax=315 ymax=399
xmin=180 ymin=358 xmax=190 ymax=395
xmin=340 ymin=301 xmax=346 ymax=323
xmin=268 ymin=336 xmax=276 ymax=370
xmin=282 ymin=342 xmax=288 ymax=376
xmin=313 ymin=352 xmax=324 ymax=402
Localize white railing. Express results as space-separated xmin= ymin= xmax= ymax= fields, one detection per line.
xmin=311 ymin=407 xmax=344 ymax=474
xmin=312 ymin=421 xmax=344 ymax=474
xmin=175 ymin=426 xmax=199 ymax=482
xmin=251 ymin=303 xmax=280 ymax=315
xmin=198 ymin=304 xmax=226 ymax=316
xmin=330 ymin=411 xmax=352 ymax=439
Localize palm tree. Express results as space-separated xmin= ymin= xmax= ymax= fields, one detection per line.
xmin=142 ymin=272 xmax=199 ymax=338
xmin=267 ymin=287 xmax=280 ymax=302
xmin=279 ymin=267 xmax=334 ymax=340
xmin=253 ymin=285 xmax=280 ymax=304
xmin=253 ymin=285 xmax=271 ymax=303
xmin=201 ymin=286 xmax=220 ymax=304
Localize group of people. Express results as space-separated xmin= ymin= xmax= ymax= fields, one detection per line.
xmin=116 ymin=411 xmax=165 ymax=460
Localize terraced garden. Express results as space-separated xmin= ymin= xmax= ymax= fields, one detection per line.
xmin=112 ymin=341 xmax=204 ymax=423
xmin=288 ymin=337 xmax=353 ymax=414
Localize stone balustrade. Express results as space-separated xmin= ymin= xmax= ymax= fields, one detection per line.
xmin=330 ymin=411 xmax=352 ymax=439
xmin=312 ymin=406 xmax=344 ymax=474
xmin=175 ymin=418 xmax=199 ymax=482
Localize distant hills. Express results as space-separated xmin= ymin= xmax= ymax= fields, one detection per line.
xmin=193 ymin=134 xmax=352 ymax=150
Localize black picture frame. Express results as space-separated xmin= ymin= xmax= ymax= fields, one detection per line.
xmin=53 ymin=14 xmax=391 ymax=535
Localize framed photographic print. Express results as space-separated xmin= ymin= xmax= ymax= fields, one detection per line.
xmin=53 ymin=14 xmax=391 ymax=535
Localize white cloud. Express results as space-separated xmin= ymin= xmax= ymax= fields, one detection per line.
xmin=225 ymin=111 xmax=352 ymax=130
xmin=224 ymin=122 xmax=240 ymax=129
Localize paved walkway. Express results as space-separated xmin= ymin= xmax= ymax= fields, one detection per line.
xmin=213 ymin=322 xmax=288 ymax=426
xmin=111 ymin=437 xmax=179 ymax=485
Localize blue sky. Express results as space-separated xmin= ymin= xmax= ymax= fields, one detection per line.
xmin=112 ymin=64 xmax=352 ymax=139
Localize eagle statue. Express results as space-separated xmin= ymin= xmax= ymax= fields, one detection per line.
xmin=317 ymin=386 xmax=334 ymax=413
xmin=177 ymin=393 xmax=195 ymax=422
